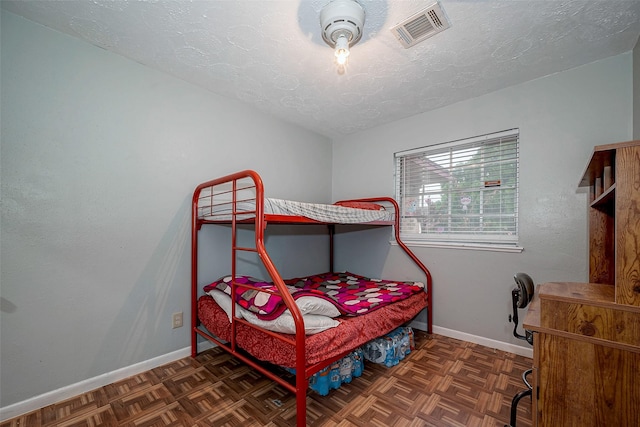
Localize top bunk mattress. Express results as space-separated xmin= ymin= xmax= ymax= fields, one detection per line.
xmin=198 ymin=197 xmax=395 ymax=224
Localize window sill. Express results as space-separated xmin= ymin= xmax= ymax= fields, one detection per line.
xmin=391 ymin=240 xmax=524 ymax=253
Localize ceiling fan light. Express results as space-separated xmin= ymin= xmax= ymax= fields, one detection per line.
xmin=320 ymin=0 xmax=365 ymax=66
xmin=334 ymin=34 xmax=350 ymax=65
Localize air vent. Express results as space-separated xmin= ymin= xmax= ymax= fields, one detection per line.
xmin=390 ymin=2 xmax=451 ymax=48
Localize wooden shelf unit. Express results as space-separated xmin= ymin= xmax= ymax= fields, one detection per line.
xmin=524 ymin=140 xmax=640 ymax=426
xmin=579 ymin=140 xmax=640 ymax=304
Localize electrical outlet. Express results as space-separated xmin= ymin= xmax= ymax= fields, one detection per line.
xmin=172 ymin=312 xmax=183 ymax=329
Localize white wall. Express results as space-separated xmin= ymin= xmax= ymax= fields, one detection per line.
xmin=332 ymin=53 xmax=633 ymax=352
xmin=0 ymin=11 xmax=331 ymax=408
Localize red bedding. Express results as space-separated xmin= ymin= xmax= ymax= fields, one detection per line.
xmin=197 ymin=291 xmax=427 ymax=369
xmin=204 ymin=271 xmax=425 ymax=320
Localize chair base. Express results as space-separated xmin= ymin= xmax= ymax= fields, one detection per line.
xmin=504 ymin=369 xmax=532 ymax=427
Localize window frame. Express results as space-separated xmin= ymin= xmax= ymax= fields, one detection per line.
xmin=394 ymin=129 xmax=523 ymax=252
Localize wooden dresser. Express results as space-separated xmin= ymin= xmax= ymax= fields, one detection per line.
xmin=523 ymin=140 xmax=640 ymax=426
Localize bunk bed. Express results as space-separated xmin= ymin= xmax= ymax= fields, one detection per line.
xmin=191 ymin=170 xmax=432 ymax=426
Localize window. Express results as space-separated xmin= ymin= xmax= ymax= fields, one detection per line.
xmin=395 ymin=129 xmax=519 ymax=248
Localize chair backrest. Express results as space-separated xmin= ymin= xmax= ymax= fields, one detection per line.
xmin=513 ymin=273 xmax=534 ymax=308
xmin=509 ymin=273 xmax=534 ymax=345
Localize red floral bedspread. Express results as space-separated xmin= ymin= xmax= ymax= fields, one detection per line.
xmin=203 ymin=271 xmax=424 ymax=320
xmin=197 ymin=291 xmax=427 ymax=368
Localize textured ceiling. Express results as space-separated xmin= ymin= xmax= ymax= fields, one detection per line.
xmin=3 ymin=0 xmax=640 ymax=138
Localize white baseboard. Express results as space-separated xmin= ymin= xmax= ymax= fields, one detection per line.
xmin=410 ymin=321 xmax=533 ymax=359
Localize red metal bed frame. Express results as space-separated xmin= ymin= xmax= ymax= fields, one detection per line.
xmin=191 ymin=170 xmax=432 ymax=426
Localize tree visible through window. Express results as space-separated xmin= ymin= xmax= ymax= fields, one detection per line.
xmin=395 ymin=129 xmax=519 ymax=246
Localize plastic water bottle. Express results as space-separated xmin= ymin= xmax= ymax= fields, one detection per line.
xmin=311 ymin=367 xmax=330 ymax=396
xmin=329 ymin=361 xmax=341 ymax=390
xmin=340 ymin=356 xmax=353 ymax=383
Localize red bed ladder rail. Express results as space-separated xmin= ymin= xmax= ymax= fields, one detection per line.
xmin=191 ymin=170 xmax=309 ymax=426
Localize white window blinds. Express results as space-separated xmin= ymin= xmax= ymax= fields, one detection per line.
xmin=394 ymin=129 xmax=519 ymax=245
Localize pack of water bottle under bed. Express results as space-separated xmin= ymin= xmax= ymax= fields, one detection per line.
xmin=287 ymin=326 xmax=416 ymax=396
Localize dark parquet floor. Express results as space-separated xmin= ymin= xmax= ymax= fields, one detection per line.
xmin=1 ymin=332 xmax=533 ymax=427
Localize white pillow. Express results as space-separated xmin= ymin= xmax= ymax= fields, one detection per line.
xmin=208 ymin=290 xmax=339 ymax=334
xmin=241 ymin=309 xmax=339 ymax=335
xmin=287 ymin=296 xmax=341 ymax=318
xmin=208 ymin=289 xmax=340 ymax=319
xmin=208 ymin=289 xmax=243 ymax=322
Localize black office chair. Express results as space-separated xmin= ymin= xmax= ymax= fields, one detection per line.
xmin=505 ymin=273 xmax=534 ymax=427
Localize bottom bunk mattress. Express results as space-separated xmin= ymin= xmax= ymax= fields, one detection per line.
xmin=196 ymin=291 xmax=426 ymax=368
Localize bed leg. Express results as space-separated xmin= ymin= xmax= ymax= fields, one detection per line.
xmin=296 ymin=375 xmax=308 ymax=427
xmin=191 ymin=330 xmax=197 ymax=357
xmin=296 ymin=388 xmax=306 ymax=427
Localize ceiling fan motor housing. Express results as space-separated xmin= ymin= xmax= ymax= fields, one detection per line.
xmin=320 ymin=0 xmax=365 ymax=47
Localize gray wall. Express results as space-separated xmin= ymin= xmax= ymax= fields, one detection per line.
xmin=0 ymin=11 xmax=331 ymax=407
xmin=332 ymin=53 xmax=633 ymax=352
